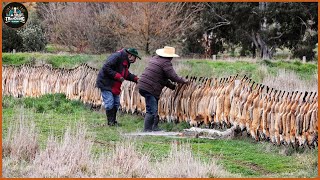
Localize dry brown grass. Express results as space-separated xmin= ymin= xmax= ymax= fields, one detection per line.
xmin=172 ymin=59 xmax=192 ymax=75
xmin=149 ymin=142 xmax=233 ymax=178
xmin=262 ymin=68 xmax=318 ymax=92
xmin=94 ymin=141 xmax=151 ymax=177
xmin=2 ymin=109 xmax=39 ymax=177
xmin=29 ymin=124 xmax=94 ymax=177
xmin=2 ymin=110 xmax=39 ymax=162
xmin=3 ymin=117 xmax=231 ymax=178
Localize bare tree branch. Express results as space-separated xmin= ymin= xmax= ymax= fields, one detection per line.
xmin=206 ymin=21 xmax=231 ymax=32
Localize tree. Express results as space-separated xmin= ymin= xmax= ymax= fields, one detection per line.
xmin=2 ymin=4 xmax=46 ymax=52
xmin=17 ymin=12 xmax=47 ymax=52
xmin=38 ymin=2 xmax=203 ymax=55
xmin=88 ymin=3 xmax=124 ymax=53
xmin=39 ymin=3 xmax=90 ymax=53
xmin=38 ymin=3 xmax=118 ymax=53
xmin=181 ymin=29 xmax=205 ymax=56
xmin=108 ymin=2 xmax=203 ymax=55
xmin=199 ymin=2 xmax=318 ymax=60
xmin=2 ymin=24 xmax=24 ymax=52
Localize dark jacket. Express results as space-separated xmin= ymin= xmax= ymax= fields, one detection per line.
xmin=96 ymin=49 xmax=138 ymax=95
xmin=137 ymin=55 xmax=186 ymax=98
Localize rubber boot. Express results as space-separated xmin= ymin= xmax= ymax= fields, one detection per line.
xmin=152 ymin=115 xmax=162 ymax=131
xmin=143 ymin=113 xmax=154 ymax=132
xmin=106 ymin=109 xmax=115 ymax=126
xmin=112 ymin=107 xmax=120 ymax=126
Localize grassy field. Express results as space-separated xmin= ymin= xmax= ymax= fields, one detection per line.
xmin=2 ymin=52 xmax=107 ymax=68
xmin=4 ymin=52 xmax=317 ymax=94
xmin=2 ymin=52 xmax=318 ymax=177
xmin=2 ymin=52 xmax=318 ymax=78
xmin=2 ymin=94 xmax=318 ymax=177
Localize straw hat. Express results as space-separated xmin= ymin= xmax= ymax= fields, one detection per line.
xmin=156 ymin=46 xmax=179 ymax=57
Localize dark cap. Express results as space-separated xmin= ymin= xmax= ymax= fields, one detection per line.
xmin=126 ymin=48 xmax=141 ymax=59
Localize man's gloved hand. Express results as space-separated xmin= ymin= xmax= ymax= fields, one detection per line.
xmin=184 ymin=80 xmax=191 ymax=85
xmin=134 ymin=76 xmax=139 ymax=83
xmin=167 ymin=83 xmax=176 ymax=90
xmin=119 ymin=77 xmax=125 ymax=82
xmin=182 ymin=78 xmax=191 ymax=85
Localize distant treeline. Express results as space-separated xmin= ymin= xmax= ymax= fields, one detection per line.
xmin=2 ymin=2 xmax=318 ymax=60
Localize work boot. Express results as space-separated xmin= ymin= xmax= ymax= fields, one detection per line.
xmin=106 ymin=109 xmax=115 ymax=126
xmin=112 ymin=107 xmax=120 ymax=126
xmin=143 ymin=113 xmax=154 ymax=132
xmin=152 ymin=115 xmax=162 ymax=131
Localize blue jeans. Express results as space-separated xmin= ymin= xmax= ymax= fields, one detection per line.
xmin=139 ymin=89 xmax=158 ymax=116
xmin=101 ymin=90 xmax=120 ymax=110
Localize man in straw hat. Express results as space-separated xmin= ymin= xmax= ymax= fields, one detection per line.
xmin=137 ymin=46 xmax=189 ymax=132
xmin=96 ymin=48 xmax=141 ymax=126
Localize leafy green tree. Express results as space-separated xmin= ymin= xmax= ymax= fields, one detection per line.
xmin=2 ymin=24 xmax=24 ymax=52
xmin=181 ymin=29 xmax=205 ymax=55
xmin=17 ymin=14 xmax=47 ymax=52
xmin=17 ymin=11 xmax=47 ymax=52
xmin=199 ymin=2 xmax=318 ymax=60
xmin=2 ymin=2 xmax=46 ymax=52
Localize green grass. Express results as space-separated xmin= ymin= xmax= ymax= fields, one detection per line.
xmin=2 ymin=94 xmax=318 ymax=177
xmin=2 ymin=52 xmax=107 ymax=68
xmin=191 ymin=139 xmax=298 ymax=175
xmin=2 ymin=52 xmax=318 ymax=177
xmin=2 ymin=52 xmax=317 ymax=91
xmin=180 ymin=59 xmax=317 ymax=82
xmin=44 ymin=44 xmax=69 ymax=53
xmin=2 ymin=53 xmax=36 ymax=66
xmin=181 ymin=60 xmax=264 ymax=82
xmin=260 ymin=60 xmax=318 ymax=80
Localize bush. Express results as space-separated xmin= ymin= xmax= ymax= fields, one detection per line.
xmin=17 ymin=12 xmax=47 ymax=52
xmin=292 ymin=45 xmax=316 ymax=61
xmin=2 ymin=24 xmax=24 ymax=52
xmin=17 ymin=24 xmax=47 ymax=52
xmin=2 ymin=96 xmax=23 ymax=109
xmin=31 ymin=124 xmax=93 ymax=178
xmin=181 ymin=30 xmax=205 ymax=55
xmin=3 ymin=118 xmax=39 ymax=162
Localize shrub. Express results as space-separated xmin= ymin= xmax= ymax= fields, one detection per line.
xmin=30 ymin=124 xmax=93 ymax=178
xmin=17 ymin=12 xmax=47 ymax=52
xmin=292 ymin=45 xmax=316 ymax=61
xmin=151 ymin=142 xmax=231 ymax=178
xmin=101 ymin=141 xmax=151 ymax=177
xmin=17 ymin=24 xmax=47 ymax=52
xmin=2 ymin=24 xmax=24 ymax=52
xmin=2 ymin=114 xmax=39 ymax=162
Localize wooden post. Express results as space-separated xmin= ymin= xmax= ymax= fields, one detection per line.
xmin=302 ymin=56 xmax=306 ymax=63
xmin=212 ymin=55 xmax=216 ymax=61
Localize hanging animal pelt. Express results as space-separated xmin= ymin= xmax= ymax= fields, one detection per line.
xmin=2 ymin=64 xmax=317 ymax=148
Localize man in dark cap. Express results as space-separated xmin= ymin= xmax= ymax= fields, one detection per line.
xmin=96 ymin=48 xmax=141 ymax=126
